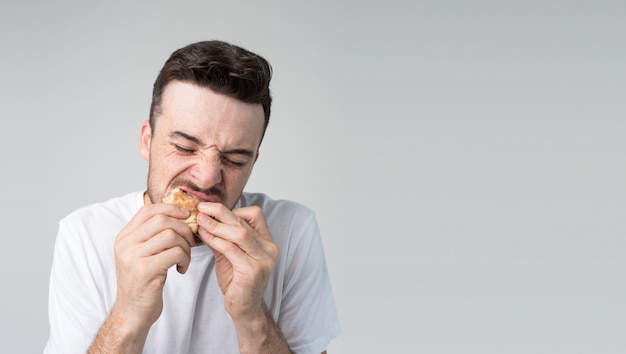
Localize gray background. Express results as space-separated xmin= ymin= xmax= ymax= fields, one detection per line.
xmin=2 ymin=0 xmax=625 ymax=353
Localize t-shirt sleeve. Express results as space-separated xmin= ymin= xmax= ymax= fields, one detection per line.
xmin=44 ymin=216 xmax=111 ymax=353
xmin=274 ymin=209 xmax=341 ymax=354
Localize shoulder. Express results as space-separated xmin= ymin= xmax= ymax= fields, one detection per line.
xmin=58 ymin=191 xmax=144 ymax=247
xmin=61 ymin=191 xmax=144 ymax=224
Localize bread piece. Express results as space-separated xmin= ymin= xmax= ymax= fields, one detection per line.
xmin=162 ymin=187 xmax=199 ymax=234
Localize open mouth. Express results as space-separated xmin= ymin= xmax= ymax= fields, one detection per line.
xmin=178 ymin=187 xmax=220 ymax=203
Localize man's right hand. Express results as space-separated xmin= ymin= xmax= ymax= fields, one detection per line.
xmin=89 ymin=202 xmax=194 ymax=353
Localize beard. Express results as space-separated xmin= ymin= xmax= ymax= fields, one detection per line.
xmin=147 ymin=177 xmax=225 ymax=203
xmin=145 ymin=169 xmax=233 ymax=208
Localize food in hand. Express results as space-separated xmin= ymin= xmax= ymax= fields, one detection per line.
xmin=162 ymin=187 xmax=200 ymax=234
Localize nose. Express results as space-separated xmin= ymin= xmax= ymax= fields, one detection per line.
xmin=190 ymin=152 xmax=223 ymax=189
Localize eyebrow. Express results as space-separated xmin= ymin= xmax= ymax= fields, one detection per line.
xmin=223 ymin=148 xmax=255 ymax=158
xmin=169 ymin=130 xmax=255 ymax=158
xmin=170 ymin=131 xmax=204 ymax=146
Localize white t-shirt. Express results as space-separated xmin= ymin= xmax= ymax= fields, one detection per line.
xmin=45 ymin=191 xmax=340 ymax=354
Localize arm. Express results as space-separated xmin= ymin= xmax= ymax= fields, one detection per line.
xmin=232 ymin=303 xmax=293 ymax=354
xmin=89 ymin=203 xmax=195 ymax=353
xmin=197 ymin=204 xmax=292 ymax=354
xmin=88 ymin=306 xmax=150 ymax=353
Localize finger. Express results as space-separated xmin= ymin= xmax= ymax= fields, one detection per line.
xmin=197 ymin=215 xmax=279 ymax=274
xmin=134 ymin=203 xmax=191 ymax=226
xmin=197 ymin=202 xmax=239 ymax=225
xmin=116 ymin=225 xmax=193 ymax=273
xmin=232 ymin=206 xmax=273 ymax=241
xmin=231 ymin=207 xmax=278 ymax=258
xmin=136 ymin=213 xmax=195 ymax=245
xmin=197 ymin=203 xmax=272 ymax=248
xmin=121 ymin=203 xmax=190 ymax=240
xmin=198 ymin=225 xmax=257 ymax=270
xmin=196 ymin=212 xmax=261 ymax=256
xmin=143 ymin=228 xmax=192 ymax=258
xmin=147 ymin=241 xmax=192 ymax=275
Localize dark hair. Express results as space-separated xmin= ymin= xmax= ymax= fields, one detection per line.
xmin=149 ymin=40 xmax=273 ymax=141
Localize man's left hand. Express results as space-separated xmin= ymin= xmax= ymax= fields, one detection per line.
xmin=196 ymin=203 xmax=279 ymax=321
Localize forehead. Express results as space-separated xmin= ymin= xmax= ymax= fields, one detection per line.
xmin=157 ymin=80 xmax=265 ymax=148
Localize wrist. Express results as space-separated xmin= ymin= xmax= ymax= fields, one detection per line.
xmin=89 ymin=304 xmax=152 ymax=353
xmin=232 ymin=304 xmax=268 ymax=340
xmin=232 ymin=305 xmax=292 ymax=354
xmin=111 ymin=299 xmax=156 ymax=335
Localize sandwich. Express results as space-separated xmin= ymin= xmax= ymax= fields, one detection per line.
xmin=162 ymin=187 xmax=200 ymax=234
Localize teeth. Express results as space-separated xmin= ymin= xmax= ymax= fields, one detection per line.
xmin=179 ymin=188 xmax=193 ymax=197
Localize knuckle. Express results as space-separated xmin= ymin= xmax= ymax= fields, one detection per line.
xmin=233 ymin=228 xmax=249 ymax=243
xmin=154 ymin=214 xmax=170 ymax=225
xmin=161 ymin=229 xmax=178 ymax=243
xmin=267 ymin=243 xmax=280 ymax=259
xmin=170 ymin=246 xmax=187 ymax=259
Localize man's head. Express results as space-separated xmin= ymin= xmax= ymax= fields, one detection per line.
xmin=150 ymin=40 xmax=272 ymax=141
xmin=140 ymin=41 xmax=272 ymax=209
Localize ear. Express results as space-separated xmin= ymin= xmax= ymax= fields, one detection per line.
xmin=139 ymin=120 xmax=152 ymax=161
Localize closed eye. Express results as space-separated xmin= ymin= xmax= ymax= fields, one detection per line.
xmin=222 ymin=157 xmax=247 ymax=167
xmin=175 ymin=145 xmax=195 ymax=154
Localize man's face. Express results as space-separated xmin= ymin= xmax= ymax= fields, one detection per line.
xmin=139 ymin=80 xmax=265 ymax=210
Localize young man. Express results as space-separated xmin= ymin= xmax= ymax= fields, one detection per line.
xmin=45 ymin=40 xmax=340 ymax=354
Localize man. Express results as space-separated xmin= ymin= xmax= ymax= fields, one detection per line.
xmin=45 ymin=40 xmax=340 ymax=354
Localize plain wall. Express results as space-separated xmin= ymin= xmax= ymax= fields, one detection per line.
xmin=1 ymin=0 xmax=625 ymax=353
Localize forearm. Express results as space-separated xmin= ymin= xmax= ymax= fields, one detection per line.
xmin=233 ymin=305 xmax=293 ymax=354
xmin=88 ymin=306 xmax=151 ymax=354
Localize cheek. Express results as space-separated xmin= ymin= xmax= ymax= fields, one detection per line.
xmin=229 ymin=166 xmax=254 ymax=189
xmin=150 ymin=152 xmax=189 ymax=185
